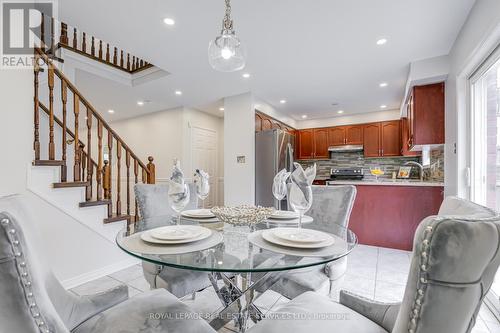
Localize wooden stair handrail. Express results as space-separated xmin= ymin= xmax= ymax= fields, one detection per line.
xmin=35 ymin=47 xmax=150 ymax=173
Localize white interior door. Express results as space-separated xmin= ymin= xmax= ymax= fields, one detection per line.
xmin=191 ymin=126 xmax=218 ymax=208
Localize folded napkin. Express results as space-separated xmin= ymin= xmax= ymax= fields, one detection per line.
xmin=272 ymin=168 xmax=291 ymax=200
xmin=194 ymin=169 xmax=210 ymax=199
xmin=168 ymin=160 xmax=189 ymax=202
xmin=291 ymin=162 xmax=316 ymax=187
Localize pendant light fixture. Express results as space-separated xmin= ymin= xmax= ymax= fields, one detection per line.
xmin=208 ymin=0 xmax=246 ymax=72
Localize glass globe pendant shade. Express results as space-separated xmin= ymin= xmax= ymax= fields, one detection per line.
xmin=208 ymin=32 xmax=246 ymax=72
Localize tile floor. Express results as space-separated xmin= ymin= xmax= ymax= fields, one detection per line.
xmin=71 ymin=244 xmax=500 ymax=333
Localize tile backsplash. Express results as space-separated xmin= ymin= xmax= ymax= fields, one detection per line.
xmin=297 ymin=148 xmax=444 ymax=182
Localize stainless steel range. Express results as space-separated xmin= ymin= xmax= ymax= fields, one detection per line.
xmin=328 ymin=167 xmax=364 ymax=181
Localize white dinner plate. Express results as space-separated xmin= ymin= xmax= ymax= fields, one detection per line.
xmin=265 ymin=215 xmax=313 ymax=225
xmin=268 ymin=210 xmax=299 ymax=220
xmin=261 ymin=229 xmax=334 ymax=249
xmin=272 ymin=227 xmax=330 ymax=243
xmin=141 ymin=227 xmax=212 ymax=245
xmin=181 ymin=209 xmax=215 ymax=219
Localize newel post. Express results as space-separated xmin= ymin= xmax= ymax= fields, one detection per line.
xmin=146 ymin=156 xmax=155 ymax=184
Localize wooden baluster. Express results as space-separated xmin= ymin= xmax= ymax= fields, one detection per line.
xmin=40 ymin=13 xmax=45 ymax=48
xmin=135 ymin=57 xmax=139 ymax=70
xmin=106 ymin=43 xmax=110 ymax=62
xmin=147 ymin=156 xmax=156 ymax=184
xmin=73 ymin=94 xmax=81 ymax=181
xmin=98 ymin=40 xmax=103 ymax=59
xmin=140 ymin=59 xmax=144 ymax=68
xmin=72 ymin=28 xmax=77 ymax=49
xmin=127 ymin=54 xmax=130 ymax=71
xmin=126 ymin=151 xmax=131 ymax=215
xmin=134 ymin=159 xmax=139 ymax=220
xmin=61 ymin=81 xmax=68 ymax=182
xmin=82 ymin=32 xmax=86 ymax=53
xmin=120 ymin=50 xmax=124 ymax=68
xmin=103 ymin=160 xmax=110 ymax=200
xmin=107 ymin=132 xmax=113 ymax=217
xmin=142 ymin=168 xmax=147 ymax=184
xmin=60 ymin=22 xmax=68 ymax=45
xmin=113 ymin=47 xmax=118 ymax=65
xmin=132 ymin=56 xmax=136 ymax=71
xmin=33 ymin=53 xmax=40 ymax=161
xmin=81 ymin=147 xmax=86 ymax=182
xmin=91 ymin=37 xmax=95 ymax=56
xmin=86 ymin=108 xmax=93 ymax=200
xmin=48 ymin=66 xmax=55 ymax=160
xmin=116 ymin=141 xmax=122 ymax=215
xmin=50 ymin=17 xmax=55 ymax=53
xmin=97 ymin=120 xmax=103 ymax=200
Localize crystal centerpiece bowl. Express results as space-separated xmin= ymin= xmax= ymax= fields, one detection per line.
xmin=211 ymin=205 xmax=274 ymax=226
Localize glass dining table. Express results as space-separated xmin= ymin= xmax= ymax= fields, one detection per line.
xmin=116 ymin=214 xmax=357 ymax=332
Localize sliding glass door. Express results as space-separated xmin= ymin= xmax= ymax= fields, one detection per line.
xmin=469 ymin=48 xmax=500 ymax=315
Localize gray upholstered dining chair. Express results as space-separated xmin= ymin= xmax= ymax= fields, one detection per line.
xmin=0 ymin=194 xmax=214 ymax=333
xmin=134 ymin=183 xmax=212 ymax=298
xmin=248 ymin=196 xmax=500 ymax=333
xmin=265 ymin=185 xmax=356 ymax=299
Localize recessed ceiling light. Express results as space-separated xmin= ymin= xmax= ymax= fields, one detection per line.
xmin=219 ymin=107 xmax=224 ymax=111
xmin=280 ymin=100 xmax=287 ymax=104
xmin=108 ymin=109 xmax=115 ymax=114
xmin=137 ymin=101 xmax=144 ymax=106
xmin=380 ymin=105 xmax=387 ymax=109
xmin=163 ymin=18 xmax=175 ymax=26
xmin=376 ymin=38 xmax=388 ymax=45
xmin=337 ymin=110 xmax=344 ymax=114
xmin=175 ymin=90 xmax=182 ymax=95
xmin=379 ymin=82 xmax=388 ymax=87
xmin=301 ymin=115 xmax=307 ymax=119
xmin=242 ymin=73 xmax=250 ymax=78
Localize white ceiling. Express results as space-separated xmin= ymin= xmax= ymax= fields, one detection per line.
xmin=60 ymin=0 xmax=475 ymax=122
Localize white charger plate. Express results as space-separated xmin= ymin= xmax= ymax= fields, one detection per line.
xmin=181 ymin=209 xmax=215 ymax=219
xmin=265 ymin=215 xmax=313 ymax=225
xmin=268 ymin=210 xmax=299 ymax=220
xmin=145 ymin=226 xmax=211 ymax=244
xmin=272 ymin=227 xmax=330 ymax=243
xmin=150 ymin=225 xmax=204 ymax=240
xmin=261 ymin=229 xmax=334 ymax=249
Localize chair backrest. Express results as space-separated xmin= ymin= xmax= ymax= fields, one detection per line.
xmin=392 ymin=196 xmax=500 ymax=333
xmin=0 ymin=195 xmax=71 ymax=332
xmin=134 ymin=183 xmax=198 ymax=220
xmin=305 ymin=185 xmax=357 ymax=234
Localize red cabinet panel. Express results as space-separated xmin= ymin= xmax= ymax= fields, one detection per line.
xmin=298 ymin=129 xmax=314 ymax=159
xmin=363 ymin=123 xmax=381 ymax=157
xmin=328 ymin=127 xmax=346 ymax=146
xmin=313 ymin=128 xmax=329 ymax=158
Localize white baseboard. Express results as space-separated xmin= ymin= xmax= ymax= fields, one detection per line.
xmin=62 ymin=258 xmax=140 ymax=289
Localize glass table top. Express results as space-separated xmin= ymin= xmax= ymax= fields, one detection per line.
xmin=116 ymin=214 xmax=357 ymax=273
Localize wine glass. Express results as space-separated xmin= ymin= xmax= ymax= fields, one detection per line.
xmin=272 ymin=179 xmax=288 ymax=211
xmin=168 ymin=184 xmax=190 ymax=225
xmin=370 ymin=166 xmax=384 ymax=181
xmin=194 ymin=170 xmax=210 ymax=208
xmin=288 ymin=182 xmax=313 ymax=229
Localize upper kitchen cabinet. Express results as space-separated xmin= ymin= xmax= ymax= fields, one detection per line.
xmin=328 ymin=127 xmax=346 ymax=146
xmin=407 ymin=82 xmax=445 ymax=150
xmin=298 ymin=129 xmax=314 ymax=159
xmin=313 ymin=128 xmax=329 ymax=158
xmin=363 ymin=121 xmax=401 ymax=157
xmin=400 ymin=117 xmax=420 ymax=156
xmin=255 ymin=111 xmax=296 ymax=135
xmin=345 ymin=125 xmax=364 ymax=145
xmin=363 ymin=123 xmax=381 ymax=157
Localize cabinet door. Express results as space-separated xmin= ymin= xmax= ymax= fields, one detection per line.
xmin=401 ymin=117 xmax=420 ymax=156
xmin=381 ymin=120 xmax=401 ymax=156
xmin=345 ymin=125 xmax=363 ymax=145
xmin=407 ymin=94 xmax=415 ymax=149
xmin=255 ymin=113 xmax=262 ymax=132
xmin=313 ymin=128 xmax=329 ymax=159
xmin=328 ymin=127 xmax=346 ymax=146
xmin=298 ymin=129 xmax=314 ymax=159
xmin=261 ymin=117 xmax=273 ymax=131
xmin=363 ymin=123 xmax=381 ymax=157
xmin=412 ymin=82 xmax=445 ymax=146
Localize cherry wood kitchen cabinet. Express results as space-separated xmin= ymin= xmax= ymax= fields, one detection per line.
xmin=348 ymin=185 xmax=444 ymax=250
xmin=298 ymin=129 xmax=314 ymax=159
xmin=363 ymin=123 xmax=381 ymax=157
xmin=400 ymin=117 xmax=420 ymax=156
xmin=407 ymin=82 xmax=445 ymax=150
xmin=345 ymin=125 xmax=363 ymax=145
xmin=313 ymin=128 xmax=329 ymax=158
xmin=328 ymin=127 xmax=346 ymax=146
xmin=255 ymin=111 xmax=296 ymax=135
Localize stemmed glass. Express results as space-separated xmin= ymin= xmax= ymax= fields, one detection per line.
xmin=370 ymin=166 xmax=385 ymax=181
xmin=272 ymin=169 xmax=290 ymax=211
xmin=194 ymin=169 xmax=210 ymax=208
xmin=288 ymin=183 xmax=313 ymax=229
xmin=168 ymin=184 xmax=190 ymax=225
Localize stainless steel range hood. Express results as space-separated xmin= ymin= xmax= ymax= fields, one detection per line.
xmin=328 ymin=145 xmax=364 ymax=153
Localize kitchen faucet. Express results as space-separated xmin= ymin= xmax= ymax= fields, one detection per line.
xmin=404 ymin=161 xmax=425 ymax=181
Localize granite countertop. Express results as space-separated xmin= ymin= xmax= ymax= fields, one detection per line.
xmin=325 ymin=179 xmax=444 ymax=187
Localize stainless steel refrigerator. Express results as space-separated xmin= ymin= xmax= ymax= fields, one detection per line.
xmin=255 ymin=129 xmax=295 ymax=209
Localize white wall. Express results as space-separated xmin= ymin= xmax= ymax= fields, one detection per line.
xmin=296 ymin=109 xmax=400 ymax=129
xmin=445 ymin=0 xmax=500 ymax=197
xmin=224 ymin=92 xmax=255 ymax=205
xmin=0 ymin=69 xmax=130 ymax=285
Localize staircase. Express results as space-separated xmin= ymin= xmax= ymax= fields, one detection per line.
xmin=31 ymin=19 xmax=157 ymax=232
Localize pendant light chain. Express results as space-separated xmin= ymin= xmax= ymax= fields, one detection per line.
xmin=222 ymin=0 xmax=233 ymax=32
